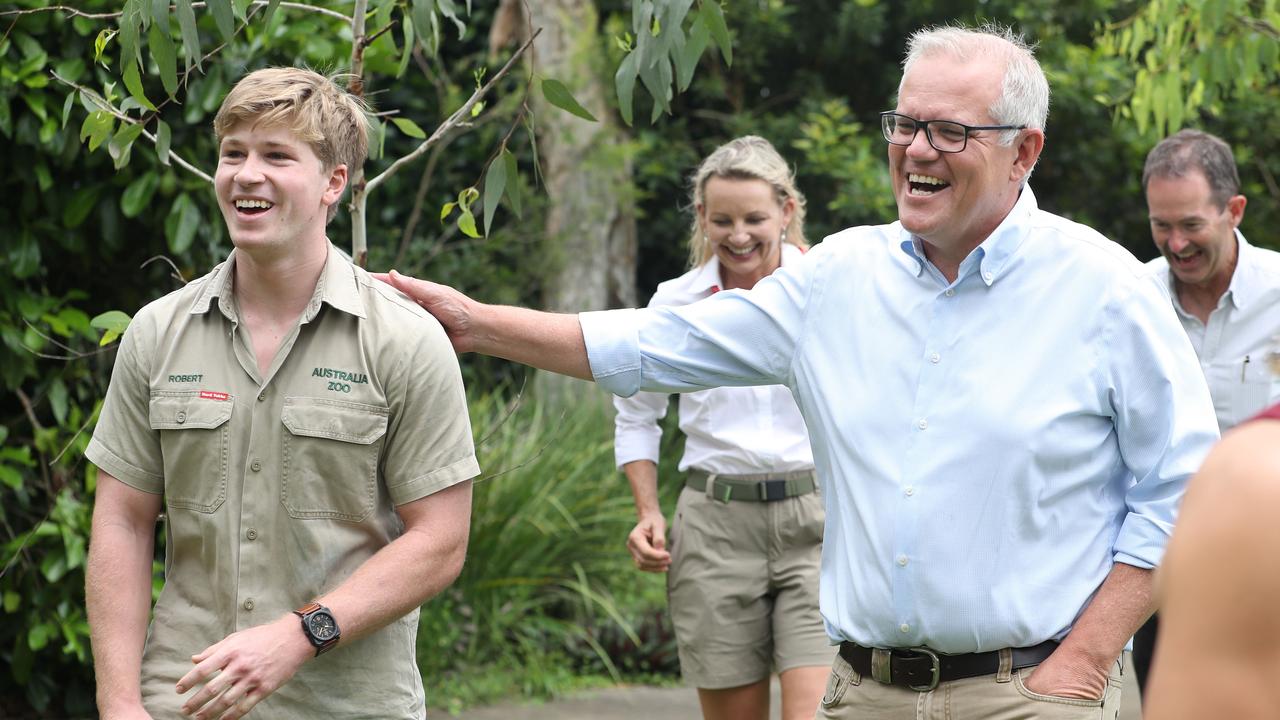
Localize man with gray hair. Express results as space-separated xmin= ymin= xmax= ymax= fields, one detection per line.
xmin=383 ymin=25 xmax=1218 ymax=718
xmin=1132 ymin=128 xmax=1280 ymax=693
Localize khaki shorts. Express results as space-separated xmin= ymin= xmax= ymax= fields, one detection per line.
xmin=667 ymin=481 xmax=834 ymax=688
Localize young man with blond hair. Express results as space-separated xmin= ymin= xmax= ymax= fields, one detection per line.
xmin=85 ymin=67 xmax=479 ymax=719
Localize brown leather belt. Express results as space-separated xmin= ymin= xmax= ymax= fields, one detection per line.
xmin=838 ymin=640 xmax=1059 ymax=692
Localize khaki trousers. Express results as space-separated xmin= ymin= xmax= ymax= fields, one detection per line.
xmin=817 ymin=648 xmax=1125 ymax=720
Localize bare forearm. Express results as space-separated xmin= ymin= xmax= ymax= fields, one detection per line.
xmin=86 ymin=519 xmax=156 ymax=712
xmin=1060 ymin=562 xmax=1154 ymax=664
xmin=623 ymin=461 xmax=662 ymax=519
xmin=471 ymin=304 xmax=593 ymax=380
xmin=316 ymin=481 xmax=473 ymax=645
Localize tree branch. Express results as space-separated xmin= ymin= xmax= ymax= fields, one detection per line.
xmin=50 ymin=71 xmax=214 ymax=184
xmin=366 ymin=29 xmax=541 ymax=193
xmin=0 ymin=1 xmax=350 ymax=23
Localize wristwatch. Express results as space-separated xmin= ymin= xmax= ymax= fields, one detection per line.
xmin=293 ymin=602 xmax=340 ymax=656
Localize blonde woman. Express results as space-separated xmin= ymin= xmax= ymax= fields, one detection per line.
xmin=614 ymin=136 xmax=831 ymax=720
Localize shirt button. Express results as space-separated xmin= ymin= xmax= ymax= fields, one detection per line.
xmin=917 ymin=419 xmax=928 ymax=430
xmin=246 ymin=528 xmax=258 ymax=541
xmin=900 ymin=623 xmax=911 ymax=633
xmin=897 ymin=554 xmax=909 ymax=567
xmin=257 ymin=392 xmax=267 ymax=402
xmin=944 ymin=289 xmax=955 ymax=297
xmin=243 ymin=598 xmax=255 ymax=611
xmin=930 ymin=352 xmax=941 ymax=364
xmin=250 ymin=459 xmax=262 ymax=472
xmin=176 ymin=411 xmax=186 ymax=423
xmin=904 ymin=486 xmax=915 ymax=497
xmin=983 ymin=272 xmax=993 ymax=281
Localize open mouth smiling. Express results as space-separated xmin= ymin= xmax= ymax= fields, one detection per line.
xmin=908 ymin=173 xmax=950 ymax=196
xmin=234 ymin=198 xmax=274 ymax=216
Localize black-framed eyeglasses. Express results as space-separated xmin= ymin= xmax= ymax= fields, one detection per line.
xmin=879 ymin=112 xmax=1026 ymax=153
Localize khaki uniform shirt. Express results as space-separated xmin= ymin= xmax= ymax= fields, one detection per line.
xmin=86 ymin=246 xmax=480 ymax=719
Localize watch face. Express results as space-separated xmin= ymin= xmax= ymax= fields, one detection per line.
xmin=307 ymin=611 xmax=338 ymax=641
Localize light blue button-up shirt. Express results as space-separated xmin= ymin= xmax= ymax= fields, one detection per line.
xmin=582 ymin=188 xmax=1219 ymax=653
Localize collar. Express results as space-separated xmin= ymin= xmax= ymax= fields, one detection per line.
xmin=1223 ymin=229 xmax=1258 ymax=311
xmin=187 ymin=243 xmax=367 ymax=321
xmin=693 ymin=242 xmax=804 ymax=294
xmin=897 ymin=186 xmax=1036 ymax=286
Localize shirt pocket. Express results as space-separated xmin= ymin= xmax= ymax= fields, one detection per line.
xmin=1209 ymin=358 xmax=1276 ymax=430
xmin=280 ymin=397 xmax=389 ymax=522
xmin=148 ymin=391 xmax=234 ymax=513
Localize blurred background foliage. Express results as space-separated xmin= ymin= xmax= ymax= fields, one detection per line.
xmin=1 ymin=0 xmax=1277 ymax=716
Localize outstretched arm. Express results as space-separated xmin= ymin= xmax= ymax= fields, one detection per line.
xmin=377 ymin=270 xmax=593 ymax=380
xmin=86 ymin=471 xmax=162 ymax=720
xmin=175 ymin=480 xmax=474 ymax=720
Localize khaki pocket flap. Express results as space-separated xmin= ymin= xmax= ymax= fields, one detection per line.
xmin=149 ymin=392 xmax=234 ymax=430
xmin=281 ymin=397 xmax=389 ymax=445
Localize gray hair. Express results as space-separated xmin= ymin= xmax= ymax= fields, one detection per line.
xmin=900 ymin=23 xmax=1050 ymax=147
xmin=1142 ymin=129 xmax=1241 ymax=209
xmin=686 ymin=135 xmax=808 ymax=268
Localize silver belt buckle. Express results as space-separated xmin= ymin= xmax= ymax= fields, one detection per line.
xmin=905 ymin=647 xmax=941 ymax=692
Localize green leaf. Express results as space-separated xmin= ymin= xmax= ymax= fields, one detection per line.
xmin=412 ymin=0 xmax=440 ymax=56
xmin=109 ymin=122 xmax=146 ymax=169
xmin=28 ymin=623 xmax=51 ymax=651
xmin=615 ymin=51 xmax=639 ymax=126
xmin=482 ymin=152 xmax=507 ymax=236
xmin=392 ymin=117 xmax=427 ymax=139
xmin=457 ymin=186 xmax=479 ymax=211
xmin=396 ymin=16 xmax=415 ymax=79
xmin=149 ymin=23 xmax=179 ymax=97
xmin=165 ymin=193 xmax=200 ymax=255
xmin=541 ymin=78 xmax=597 ymax=122
xmin=121 ymin=172 xmax=158 ymax=218
xmin=457 ymin=209 xmax=480 ymax=238
xmin=63 ymin=186 xmax=101 ymax=228
xmin=80 ymin=110 xmax=113 ymax=152
xmin=61 ymin=91 xmax=76 ymax=129
xmin=676 ymin=14 xmax=710 ymax=92
xmin=49 ymin=379 xmax=69 ymax=426
xmin=91 ymin=310 xmax=133 ymax=335
xmin=93 ymin=29 xmax=115 ymax=66
xmin=150 ymin=0 xmax=169 ymax=30
xmin=436 ymin=0 xmax=467 ymax=39
xmin=439 ymin=201 xmax=456 ymax=221
xmin=502 ymin=149 xmax=521 ymax=218
xmin=175 ymin=0 xmax=201 ymax=70
xmin=156 ymin=120 xmax=172 ymax=165
xmin=122 ymin=60 xmax=157 ymax=111
xmin=0 ymin=466 xmax=21 ymax=491
xmin=232 ymin=0 xmax=251 ymax=22
xmin=40 ymin=552 xmax=68 ymax=583
xmin=699 ymin=0 xmax=731 ymax=66
xmin=3 ymin=591 xmax=19 ymax=613
xmin=262 ymin=0 xmax=283 ymax=29
xmin=208 ymin=0 xmax=236 ymax=42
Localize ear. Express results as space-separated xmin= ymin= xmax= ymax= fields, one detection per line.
xmin=779 ymin=195 xmax=796 ymax=229
xmin=322 ymin=164 xmax=348 ymax=207
xmin=1008 ymin=128 xmax=1045 ymax=184
xmin=1226 ymin=194 xmax=1247 ymax=228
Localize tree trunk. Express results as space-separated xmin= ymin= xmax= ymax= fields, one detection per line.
xmin=521 ymin=0 xmax=637 ymax=403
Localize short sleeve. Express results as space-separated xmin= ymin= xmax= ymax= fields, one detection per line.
xmin=85 ymin=313 xmax=165 ymax=493
xmin=380 ymin=316 xmax=480 ymax=505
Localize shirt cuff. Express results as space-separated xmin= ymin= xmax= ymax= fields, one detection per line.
xmin=1111 ymin=510 xmax=1171 ymax=570
xmin=85 ymin=437 xmax=164 ymax=495
xmin=580 ymin=309 xmax=642 ymax=397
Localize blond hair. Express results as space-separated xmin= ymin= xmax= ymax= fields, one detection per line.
xmin=687 ymin=136 xmax=808 ymax=268
xmin=214 ymin=67 xmax=372 ymax=222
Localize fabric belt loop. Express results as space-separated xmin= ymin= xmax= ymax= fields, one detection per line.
xmin=995 ymin=648 xmax=1013 ymax=683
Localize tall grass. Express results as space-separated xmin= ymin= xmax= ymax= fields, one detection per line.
xmin=418 ymin=388 xmax=682 ymax=710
